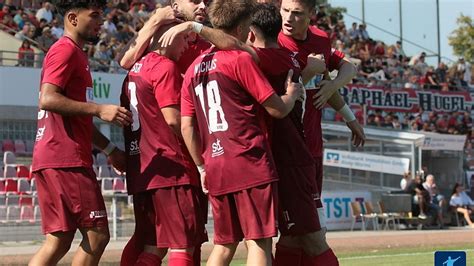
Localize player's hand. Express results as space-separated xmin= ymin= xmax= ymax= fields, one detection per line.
xmin=97 ymin=104 xmax=133 ymax=127
xmin=285 ymin=69 xmax=305 ymax=102
xmin=305 ymin=53 xmax=326 ymax=75
xmin=313 ymin=79 xmax=338 ymax=109
xmin=346 ymin=120 xmax=366 ymax=147
xmin=158 ymin=21 xmax=193 ymax=48
xmin=199 ymin=171 xmax=209 ymax=195
xmin=150 ymin=6 xmax=180 ymax=26
xmin=108 ymin=148 xmax=127 ymax=173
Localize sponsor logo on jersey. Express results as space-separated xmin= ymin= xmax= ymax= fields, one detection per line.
xmin=129 ymin=139 xmax=140 ymax=155
xmin=211 ymin=139 xmax=224 ymax=157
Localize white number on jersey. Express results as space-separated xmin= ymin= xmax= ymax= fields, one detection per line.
xmin=194 ymin=80 xmax=228 ymax=133
xmin=128 ymin=82 xmax=140 ymax=131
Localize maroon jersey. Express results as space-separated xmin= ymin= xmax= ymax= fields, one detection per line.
xmin=121 ymin=52 xmax=199 ymax=194
xmin=181 ymin=48 xmax=278 ymax=196
xmin=278 ymin=26 xmax=345 ymax=157
xmin=177 ymin=36 xmax=211 ymax=74
xmin=32 ymin=36 xmax=94 ymax=171
xmin=255 ymin=47 xmax=313 ymax=167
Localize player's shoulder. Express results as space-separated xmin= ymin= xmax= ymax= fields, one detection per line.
xmin=144 ymin=52 xmax=179 ymax=72
xmin=308 ymin=26 xmax=329 ymax=39
xmin=47 ymin=37 xmax=78 ymax=57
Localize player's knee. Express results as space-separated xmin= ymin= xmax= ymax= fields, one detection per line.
xmin=48 ymin=231 xmax=75 ymax=255
xmin=213 ymin=243 xmax=238 ymax=262
xmin=86 ymin=229 xmax=110 ymax=253
xmin=299 ymin=230 xmax=330 ymax=257
xmin=247 ymin=238 xmax=272 ymax=251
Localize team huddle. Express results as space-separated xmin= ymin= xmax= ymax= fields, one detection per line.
xmin=31 ymin=0 xmax=365 ymax=265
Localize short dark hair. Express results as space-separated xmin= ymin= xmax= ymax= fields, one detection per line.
xmin=52 ymin=0 xmax=106 ymax=16
xmin=251 ymin=3 xmax=281 ymax=41
xmin=208 ymin=0 xmax=256 ymax=31
xmin=298 ymin=0 xmax=316 ymax=10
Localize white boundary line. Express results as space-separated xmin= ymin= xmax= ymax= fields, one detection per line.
xmin=339 ymin=249 xmax=474 ymax=260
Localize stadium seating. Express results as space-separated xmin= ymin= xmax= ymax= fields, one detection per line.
xmin=98 ymin=165 xmax=111 ymax=178
xmin=113 ymin=178 xmax=126 ymax=193
xmin=25 ymin=140 xmax=35 ymax=155
xmin=34 ymin=205 xmax=41 ymax=221
xmin=3 ymin=166 xmax=17 ymax=178
xmin=16 ymin=165 xmax=30 ymax=178
xmin=101 ymin=178 xmax=114 ymax=194
xmin=14 ymin=140 xmax=26 ymax=155
xmin=4 ymin=178 xmax=18 ymax=192
xmin=96 ymin=153 xmax=108 ymax=166
xmin=19 ymin=194 xmax=33 ymax=206
xmin=2 ymin=140 xmax=15 ymax=153
xmin=0 ymin=206 xmax=6 ymax=221
xmin=0 ymin=194 xmax=5 ymax=205
xmin=0 ymin=179 xmax=5 ymax=192
xmin=30 ymin=178 xmax=36 ymax=192
xmin=3 ymin=151 xmax=16 ymax=165
xmin=350 ymin=201 xmax=378 ymax=231
xmin=17 ymin=178 xmax=30 ymax=192
xmin=5 ymin=192 xmax=19 ymax=205
xmin=7 ymin=206 xmax=20 ymax=221
xmin=20 ymin=205 xmax=34 ymax=222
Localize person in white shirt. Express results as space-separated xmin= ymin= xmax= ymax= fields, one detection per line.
xmin=35 ymin=2 xmax=53 ymax=23
xmin=450 ymin=183 xmax=474 ymax=228
xmin=50 ymin=18 xmax=64 ymax=39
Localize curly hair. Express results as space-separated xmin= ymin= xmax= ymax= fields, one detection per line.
xmin=51 ymin=0 xmax=107 ymax=15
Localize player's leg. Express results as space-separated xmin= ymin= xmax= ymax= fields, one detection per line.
xmin=29 ymin=169 xmax=82 ymax=265
xmin=235 ymin=183 xmax=278 ymax=266
xmin=153 ymin=186 xmax=208 ymax=266
xmin=72 ymin=226 xmax=110 ymax=266
xmin=28 ymin=231 xmax=75 ymax=266
xmin=208 ymin=192 xmax=244 ymax=265
xmin=207 ymin=243 xmax=239 ymax=265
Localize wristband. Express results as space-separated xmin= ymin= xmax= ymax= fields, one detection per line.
xmin=191 ymin=22 xmax=203 ymax=34
xmin=338 ymin=104 xmax=356 ymax=122
xmin=197 ymin=164 xmax=205 ymax=174
xmin=103 ymin=142 xmax=117 ymax=156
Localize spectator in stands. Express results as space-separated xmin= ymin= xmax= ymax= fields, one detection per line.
xmin=400 ymin=171 xmax=411 ymax=190
xmin=423 ymin=174 xmax=446 ymax=228
xmin=1 ymin=13 xmax=17 ymax=33
xmin=404 ymin=173 xmax=430 ymax=219
xmin=436 ymin=62 xmax=448 ymax=83
xmin=357 ymin=23 xmax=369 ymax=40
xmin=103 ymin=13 xmax=117 ymax=35
xmin=14 ymin=23 xmax=30 ymax=41
xmin=137 ymin=3 xmax=149 ymax=18
xmin=348 ymin=22 xmax=358 ymax=40
xmin=36 ymin=26 xmax=56 ymax=52
xmin=0 ymin=5 xmax=10 ymax=20
xmin=35 ymin=1 xmax=53 ymax=23
xmin=424 ymin=66 xmax=439 ymax=89
xmin=18 ymin=39 xmax=35 ymax=67
xmin=394 ymin=40 xmax=406 ymax=58
xmin=33 ymin=18 xmax=48 ymax=39
xmin=456 ymin=57 xmax=471 ymax=89
xmin=93 ymin=42 xmax=113 ymax=72
xmin=12 ymin=7 xmax=23 ymax=26
xmin=450 ymin=183 xmax=474 ymax=228
xmin=50 ymin=18 xmax=64 ymax=39
xmin=115 ymin=23 xmax=134 ymax=42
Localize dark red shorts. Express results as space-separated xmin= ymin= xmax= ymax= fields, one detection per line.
xmin=34 ymin=167 xmax=108 ymax=234
xmin=277 ymin=164 xmax=322 ymax=236
xmin=314 ymin=156 xmax=323 ymax=198
xmin=209 ymin=182 xmax=278 ymax=245
xmin=133 ymin=185 xmax=208 ymax=249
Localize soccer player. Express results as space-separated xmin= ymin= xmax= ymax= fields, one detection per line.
xmin=180 ymin=0 xmax=304 ymax=265
xmin=277 ymin=0 xmax=365 ymax=264
xmin=120 ymin=22 xmax=208 ymax=266
xmin=29 ymin=1 xmax=132 ymax=265
xmin=118 ymin=1 xmax=211 ymax=74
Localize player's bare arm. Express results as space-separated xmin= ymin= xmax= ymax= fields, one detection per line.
xmin=327 ymin=94 xmax=366 ymax=147
xmin=92 ymin=127 xmax=127 ymax=172
xmin=313 ymin=58 xmax=357 ymax=109
xmin=117 ymin=6 xmax=179 ymax=69
xmin=181 ymin=116 xmax=207 ymax=193
xmin=262 ymin=69 xmax=305 ymax=118
xmin=158 ymin=21 xmax=260 ymax=63
xmin=161 ymin=105 xmax=182 ymax=136
xmin=39 ymin=83 xmax=132 ymax=127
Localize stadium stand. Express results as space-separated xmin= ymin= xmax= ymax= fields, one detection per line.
xmin=3 ymin=151 xmax=16 ymax=165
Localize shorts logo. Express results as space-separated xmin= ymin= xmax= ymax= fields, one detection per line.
xmin=89 ymin=210 xmax=107 ymax=219
xmin=129 ymin=139 xmax=140 ymax=155
xmin=434 ymin=251 xmax=466 ymax=266
xmin=326 ymin=152 xmax=340 ymax=163
xmin=211 ymin=139 xmax=224 ymax=157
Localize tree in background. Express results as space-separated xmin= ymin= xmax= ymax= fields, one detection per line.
xmin=448 ymin=14 xmax=474 ymax=64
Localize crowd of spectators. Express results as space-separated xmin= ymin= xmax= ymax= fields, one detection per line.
xmin=1 ymin=1 xmax=472 ymax=87
xmin=313 ymin=4 xmax=473 ymax=93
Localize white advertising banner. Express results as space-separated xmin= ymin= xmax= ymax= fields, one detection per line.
xmin=0 ymin=66 xmax=125 ymax=106
xmin=323 ymin=148 xmax=410 ymax=175
xmin=421 ymin=132 xmax=467 ymax=151
xmin=321 ymin=191 xmax=372 ymax=230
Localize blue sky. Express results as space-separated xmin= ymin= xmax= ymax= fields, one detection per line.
xmin=327 ymin=0 xmax=473 ymax=66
